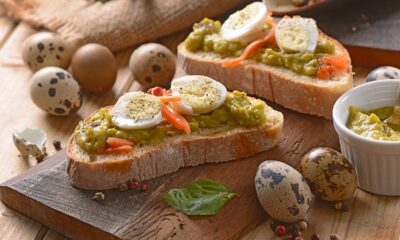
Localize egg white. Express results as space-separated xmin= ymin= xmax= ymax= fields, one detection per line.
xmin=171 ymin=75 xmax=227 ymax=116
xmin=275 ymin=17 xmax=319 ymax=53
xmin=220 ymin=2 xmax=268 ymax=44
xmin=111 ymin=91 xmax=163 ymax=130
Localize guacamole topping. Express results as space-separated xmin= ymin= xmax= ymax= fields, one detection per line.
xmin=185 ymin=18 xmax=244 ymax=56
xmin=184 ymin=18 xmax=336 ymax=77
xmin=346 ymin=106 xmax=400 ymax=141
xmin=75 ymin=91 xmax=267 ymax=152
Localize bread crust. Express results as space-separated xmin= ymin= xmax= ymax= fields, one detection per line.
xmin=177 ymin=32 xmax=353 ymax=119
xmin=67 ymin=104 xmax=284 ymax=190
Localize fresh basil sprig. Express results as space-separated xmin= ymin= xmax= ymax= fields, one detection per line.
xmin=163 ymin=179 xmax=236 ymax=216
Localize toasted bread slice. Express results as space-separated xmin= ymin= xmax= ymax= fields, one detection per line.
xmin=177 ymin=32 xmax=353 ymax=119
xmin=67 ymin=101 xmax=284 ymax=190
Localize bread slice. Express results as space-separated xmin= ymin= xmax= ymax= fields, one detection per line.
xmin=67 ymin=101 xmax=284 ymax=190
xmin=177 ymin=32 xmax=353 ymax=119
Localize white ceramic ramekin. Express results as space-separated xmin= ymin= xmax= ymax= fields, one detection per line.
xmin=333 ymin=79 xmax=400 ymax=196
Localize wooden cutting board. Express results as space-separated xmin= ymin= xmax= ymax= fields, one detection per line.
xmin=0 ymin=3 xmax=399 ymax=239
xmin=0 ymin=104 xmax=339 ymax=240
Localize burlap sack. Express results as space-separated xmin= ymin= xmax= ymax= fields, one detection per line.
xmin=0 ymin=0 xmax=252 ymax=51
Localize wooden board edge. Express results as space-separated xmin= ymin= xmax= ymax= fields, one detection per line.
xmin=0 ymin=185 xmax=118 ymax=240
xmin=0 ymin=151 xmax=66 ymax=187
xmin=345 ymin=45 xmax=400 ymax=68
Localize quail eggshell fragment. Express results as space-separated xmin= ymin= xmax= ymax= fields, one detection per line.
xmin=13 ymin=128 xmax=47 ymax=158
xmin=21 ymin=32 xmax=71 ymax=72
xmin=30 ymin=67 xmax=82 ymax=116
xmin=71 ymin=43 xmax=117 ymax=93
xmin=255 ymin=160 xmax=313 ymax=223
xmin=129 ymin=43 xmax=176 ymax=89
xmin=366 ymin=66 xmax=400 ymax=82
xmin=299 ymin=147 xmax=357 ymax=201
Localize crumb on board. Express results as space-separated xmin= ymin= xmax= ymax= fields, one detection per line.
xmin=53 ymin=140 xmax=62 ymax=151
xmin=330 ymin=234 xmax=340 ymax=240
xmin=118 ymin=183 xmax=128 ymax=192
xmin=334 ymin=202 xmax=349 ymax=212
xmin=92 ymin=192 xmax=105 ymax=201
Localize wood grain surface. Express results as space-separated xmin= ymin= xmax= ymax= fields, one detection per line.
xmin=1 ymin=102 xmax=340 ymax=239
xmin=0 ymin=6 xmax=397 ymax=240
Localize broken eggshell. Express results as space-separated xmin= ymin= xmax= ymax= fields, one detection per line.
xmin=255 ymin=160 xmax=313 ymax=223
xmin=13 ymin=128 xmax=47 ymax=158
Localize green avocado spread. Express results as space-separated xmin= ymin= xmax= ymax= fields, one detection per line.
xmin=184 ymin=18 xmax=335 ymax=77
xmin=346 ymin=105 xmax=400 ymax=141
xmin=75 ymin=91 xmax=267 ymax=153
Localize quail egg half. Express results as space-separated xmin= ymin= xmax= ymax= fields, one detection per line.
xmin=170 ymin=75 xmax=227 ymax=116
xmin=111 ymin=91 xmax=163 ymax=130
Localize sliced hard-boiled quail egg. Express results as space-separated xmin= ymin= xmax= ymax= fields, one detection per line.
xmin=220 ymin=2 xmax=269 ymax=44
xmin=171 ymin=75 xmax=227 ymax=116
xmin=112 ymin=92 xmax=163 ymax=130
xmin=275 ymin=17 xmax=318 ymax=53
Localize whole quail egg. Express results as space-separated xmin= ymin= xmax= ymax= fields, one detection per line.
xmin=299 ymin=147 xmax=357 ymax=201
xmin=71 ymin=43 xmax=117 ymax=93
xmin=30 ymin=67 xmax=82 ymax=116
xmin=255 ymin=160 xmax=313 ymax=223
xmin=366 ymin=66 xmax=400 ymax=82
xmin=21 ymin=32 xmax=71 ymax=72
xmin=129 ymin=43 xmax=176 ymax=89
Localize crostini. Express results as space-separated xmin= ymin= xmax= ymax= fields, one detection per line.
xmin=67 ymin=75 xmax=284 ymax=190
xmin=177 ymin=2 xmax=353 ymax=119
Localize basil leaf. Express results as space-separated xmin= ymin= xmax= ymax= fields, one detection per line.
xmin=163 ymin=179 xmax=236 ymax=216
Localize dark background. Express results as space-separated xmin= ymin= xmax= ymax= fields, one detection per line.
xmin=296 ymin=0 xmax=400 ymax=51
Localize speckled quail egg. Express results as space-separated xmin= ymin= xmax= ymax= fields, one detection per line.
xmin=129 ymin=43 xmax=176 ymax=89
xmin=71 ymin=43 xmax=117 ymax=93
xmin=21 ymin=32 xmax=71 ymax=72
xmin=255 ymin=160 xmax=313 ymax=223
xmin=30 ymin=67 xmax=82 ymax=116
xmin=299 ymin=147 xmax=357 ymax=201
xmin=366 ymin=66 xmax=400 ymax=82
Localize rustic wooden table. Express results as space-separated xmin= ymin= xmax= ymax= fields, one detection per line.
xmin=0 ymin=12 xmax=399 ymax=240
